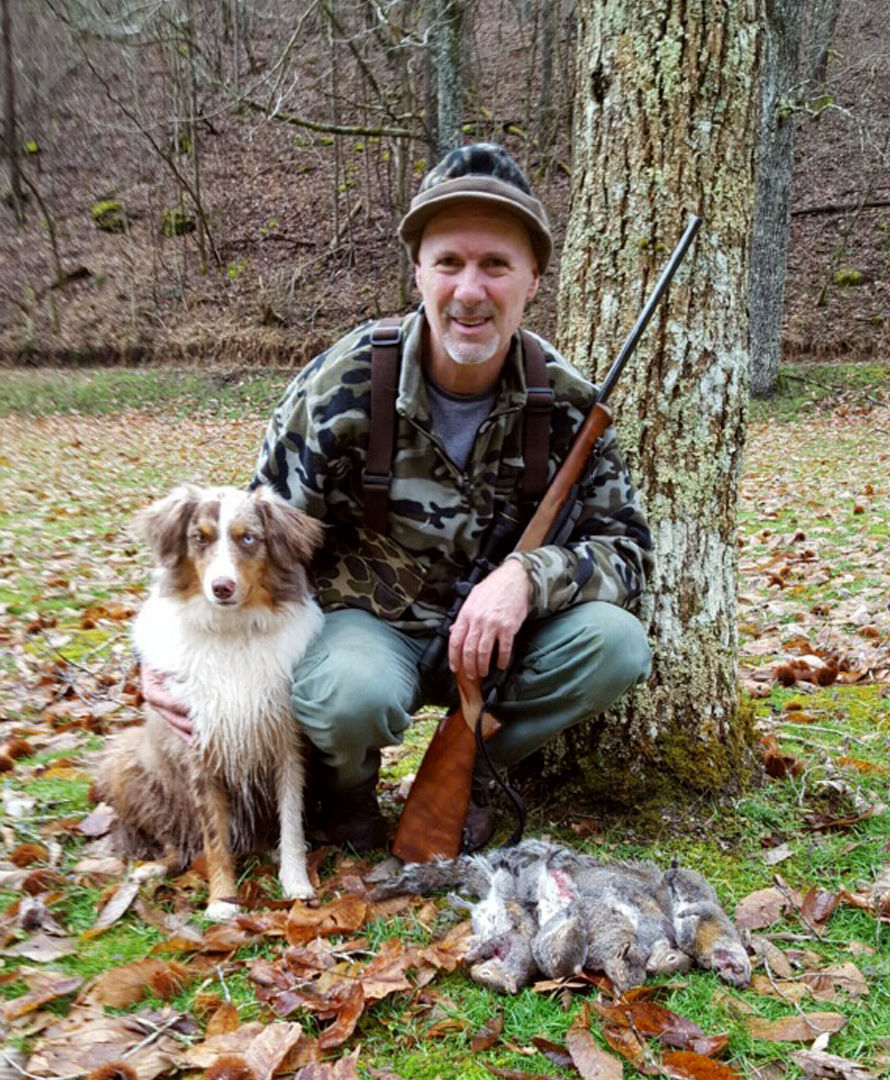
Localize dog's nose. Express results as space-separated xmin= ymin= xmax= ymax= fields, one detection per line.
xmin=211 ymin=577 xmax=236 ymax=601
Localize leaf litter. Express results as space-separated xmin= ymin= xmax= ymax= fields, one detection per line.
xmin=1 ymin=406 xmax=890 ymax=1077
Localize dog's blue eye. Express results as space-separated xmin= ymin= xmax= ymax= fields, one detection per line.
xmin=241 ymin=533 xmax=257 ymax=546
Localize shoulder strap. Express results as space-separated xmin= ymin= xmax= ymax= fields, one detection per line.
xmin=363 ymin=322 xmax=552 ymax=533
xmin=518 ymin=329 xmax=553 ymax=503
xmin=363 ymin=317 xmax=402 ymax=534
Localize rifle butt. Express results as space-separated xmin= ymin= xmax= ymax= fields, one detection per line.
xmin=392 ymin=705 xmax=502 ymax=863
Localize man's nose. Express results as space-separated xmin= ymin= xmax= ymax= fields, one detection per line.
xmin=452 ymin=266 xmax=487 ymax=302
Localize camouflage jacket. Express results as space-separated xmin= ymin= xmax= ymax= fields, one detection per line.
xmin=252 ymin=310 xmax=653 ymax=632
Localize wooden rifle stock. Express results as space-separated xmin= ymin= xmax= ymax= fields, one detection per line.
xmin=392 ymin=674 xmax=501 ymax=862
xmin=391 ymin=405 xmax=614 ymax=863
xmin=392 ymin=216 xmax=702 ymax=864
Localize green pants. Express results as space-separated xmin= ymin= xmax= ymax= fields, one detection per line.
xmin=291 ymin=601 xmax=651 ymax=793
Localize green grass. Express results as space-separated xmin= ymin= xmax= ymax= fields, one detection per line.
xmin=2 ymin=368 xmax=890 ymax=1078
xmin=0 ymin=367 xmax=293 ymax=418
xmin=749 ymin=361 xmax=890 ymax=422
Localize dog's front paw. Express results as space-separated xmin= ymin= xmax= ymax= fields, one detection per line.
xmin=130 ymin=860 xmax=171 ymax=883
xmin=205 ymin=898 xmax=241 ymax=921
xmin=280 ymin=868 xmax=314 ymax=900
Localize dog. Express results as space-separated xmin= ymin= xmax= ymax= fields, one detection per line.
xmin=94 ymin=483 xmax=323 ymax=919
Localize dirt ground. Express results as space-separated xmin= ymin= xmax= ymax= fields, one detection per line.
xmin=0 ymin=0 xmax=887 ymax=368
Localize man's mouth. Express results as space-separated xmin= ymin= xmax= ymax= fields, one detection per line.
xmin=448 ymin=311 xmax=493 ymax=332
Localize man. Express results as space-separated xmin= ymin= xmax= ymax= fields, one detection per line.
xmin=147 ymin=143 xmax=653 ymax=852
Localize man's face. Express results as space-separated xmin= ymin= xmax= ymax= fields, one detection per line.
xmin=415 ymin=203 xmax=540 ymax=373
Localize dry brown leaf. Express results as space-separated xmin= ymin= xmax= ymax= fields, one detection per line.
xmin=471 ymin=1010 xmax=503 ymax=1052
xmin=800 ymin=887 xmax=841 ymax=931
xmin=285 ymin=896 xmax=369 ymax=946
xmin=733 ymin=887 xmax=791 ymax=930
xmin=590 ymin=998 xmax=708 ymax=1050
xmin=242 ymin=1020 xmax=307 ymax=1080
xmin=83 ymin=878 xmax=141 ymax=936
xmin=81 ymin=958 xmax=192 ymax=1008
xmin=802 ymin=962 xmax=868 ymax=1001
xmin=745 ymin=1012 xmax=847 ymax=1042
xmin=661 ymin=1051 xmax=742 ymax=1080
xmin=749 ymin=974 xmax=810 ymax=1003
xmin=753 ymin=937 xmax=794 ymax=978
xmin=27 ymin=1008 xmax=191 ymax=1080
xmin=790 ymin=1048 xmax=877 ymax=1079
xmin=293 ymin=1047 xmax=360 ymax=1079
xmin=3 ymin=931 xmax=77 ymax=963
xmin=206 ymin=1002 xmax=242 ymax=1037
xmin=353 ymin=938 xmax=414 ymax=1002
xmin=566 ymin=1008 xmax=623 ymax=1080
xmin=2 ymin=973 xmax=83 ymax=1020
xmin=418 ymin=917 xmax=474 ymax=971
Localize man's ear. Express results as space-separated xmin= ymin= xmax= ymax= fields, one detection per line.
xmin=414 ymin=262 xmax=424 ymax=293
xmin=526 ymin=270 xmax=541 ymax=303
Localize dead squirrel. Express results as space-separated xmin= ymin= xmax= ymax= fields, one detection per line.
xmin=373 ymin=839 xmax=750 ymax=993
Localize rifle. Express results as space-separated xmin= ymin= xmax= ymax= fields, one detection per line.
xmin=392 ymin=215 xmax=702 ymax=864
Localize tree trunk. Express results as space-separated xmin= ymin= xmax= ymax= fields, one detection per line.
xmin=519 ymin=0 xmax=763 ymax=805
xmin=1 ymin=0 xmax=25 ymax=224
xmin=806 ymin=0 xmax=841 ymax=89
xmin=429 ymin=0 xmax=463 ymax=157
xmin=749 ymin=0 xmax=803 ymax=398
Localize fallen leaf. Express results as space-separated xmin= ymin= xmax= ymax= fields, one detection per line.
xmin=566 ymin=1008 xmax=623 ymax=1080
xmin=745 ymin=1012 xmax=847 ymax=1042
xmin=81 ymin=958 xmax=192 ymax=1008
xmin=790 ymin=1048 xmax=877 ymax=1079
xmin=2 ymin=973 xmax=83 ymax=1020
xmin=82 ymin=878 xmax=141 ymax=936
xmin=801 ymin=887 xmax=841 ymax=931
xmin=285 ymin=896 xmax=369 ymax=945
xmin=293 ymin=1047 xmax=360 ymax=1079
xmin=3 ymin=931 xmax=77 ymax=962
xmin=661 ymin=1050 xmax=741 ymax=1079
xmin=802 ymin=962 xmax=868 ymax=1001
xmin=27 ymin=1007 xmax=192 ymax=1080
xmin=734 ymin=887 xmax=791 ymax=930
xmin=471 ymin=1011 xmax=504 ymax=1052
xmin=206 ymin=1002 xmax=242 ymax=1036
xmin=530 ymin=1037 xmax=574 ymax=1067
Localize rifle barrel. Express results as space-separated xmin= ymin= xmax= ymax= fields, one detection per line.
xmin=597 ymin=215 xmax=702 ymax=405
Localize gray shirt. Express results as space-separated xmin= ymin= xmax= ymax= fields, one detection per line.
xmin=426 ymin=378 xmax=496 ymax=471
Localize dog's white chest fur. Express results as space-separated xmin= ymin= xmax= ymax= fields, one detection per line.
xmin=134 ymin=590 xmax=322 ymax=773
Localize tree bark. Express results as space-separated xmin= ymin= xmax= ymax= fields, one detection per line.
xmin=519 ymin=0 xmax=763 ymax=805
xmin=806 ymin=0 xmax=841 ymax=89
xmin=1 ymin=0 xmax=25 ymax=224
xmin=429 ymin=0 xmax=463 ymax=157
xmin=749 ymin=0 xmax=803 ymax=398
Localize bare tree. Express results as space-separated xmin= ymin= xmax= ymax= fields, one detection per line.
xmin=1 ymin=0 xmax=25 ymax=223
xmin=749 ymin=0 xmax=803 ymax=398
xmin=428 ymin=0 xmax=464 ymax=157
xmin=807 ymin=0 xmax=841 ymax=89
xmin=521 ymin=0 xmax=764 ymax=804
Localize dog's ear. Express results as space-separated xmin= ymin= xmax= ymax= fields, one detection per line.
xmin=253 ymin=486 xmax=324 ymax=572
xmin=132 ymin=484 xmax=202 ymax=567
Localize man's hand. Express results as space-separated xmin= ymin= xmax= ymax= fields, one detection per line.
xmin=448 ymin=559 xmax=531 ymax=680
xmin=140 ymin=664 xmax=194 ymax=744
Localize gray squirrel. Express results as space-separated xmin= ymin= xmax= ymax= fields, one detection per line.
xmin=372 ymin=839 xmax=751 ymax=993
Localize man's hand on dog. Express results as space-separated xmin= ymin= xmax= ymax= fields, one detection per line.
xmin=140 ymin=664 xmax=195 ymax=744
xmin=448 ymin=559 xmax=531 ymax=681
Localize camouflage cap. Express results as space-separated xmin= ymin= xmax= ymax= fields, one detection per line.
xmin=398 ymin=143 xmax=553 ymax=272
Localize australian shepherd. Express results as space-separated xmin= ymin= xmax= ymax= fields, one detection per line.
xmin=95 ymin=483 xmax=323 ymax=919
